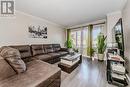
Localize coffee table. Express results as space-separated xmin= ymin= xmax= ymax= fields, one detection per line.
xmin=58 ymin=53 xmax=82 ymax=73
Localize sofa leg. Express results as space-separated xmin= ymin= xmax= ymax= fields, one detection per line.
xmin=79 ymin=55 xmax=82 ymax=64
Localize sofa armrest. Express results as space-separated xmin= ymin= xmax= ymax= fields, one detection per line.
xmin=60 ymin=48 xmax=68 ymax=51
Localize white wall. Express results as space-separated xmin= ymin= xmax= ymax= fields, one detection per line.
xmin=107 ymin=11 xmax=122 ymax=43
xmin=123 ymin=0 xmax=130 ymax=75
xmin=0 ymin=11 xmax=65 ymax=47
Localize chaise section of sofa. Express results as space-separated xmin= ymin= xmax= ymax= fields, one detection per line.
xmin=0 ymin=60 xmax=61 ymax=87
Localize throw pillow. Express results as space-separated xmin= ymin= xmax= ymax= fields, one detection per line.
xmin=0 ymin=46 xmax=26 ymax=74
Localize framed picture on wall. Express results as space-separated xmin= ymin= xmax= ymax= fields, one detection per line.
xmin=28 ymin=25 xmax=47 ymax=39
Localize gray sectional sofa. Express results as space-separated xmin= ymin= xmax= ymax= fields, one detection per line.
xmin=0 ymin=44 xmax=69 ymax=87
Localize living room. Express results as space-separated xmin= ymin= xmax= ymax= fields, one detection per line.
xmin=0 ymin=0 xmax=130 ymax=87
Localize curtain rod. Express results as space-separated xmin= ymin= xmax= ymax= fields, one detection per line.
xmin=67 ymin=22 xmax=105 ymax=30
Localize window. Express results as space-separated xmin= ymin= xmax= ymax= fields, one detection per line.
xmin=76 ymin=31 xmax=81 ymax=48
xmin=70 ymin=30 xmax=82 ymax=53
xmin=71 ymin=31 xmax=76 ymax=47
xmin=92 ymin=25 xmax=101 ymax=48
xmin=82 ymin=28 xmax=88 ymax=56
xmin=70 ymin=28 xmax=88 ymax=56
xmin=70 ymin=24 xmax=104 ymax=57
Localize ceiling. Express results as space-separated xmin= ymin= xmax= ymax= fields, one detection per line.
xmin=16 ymin=0 xmax=127 ymax=27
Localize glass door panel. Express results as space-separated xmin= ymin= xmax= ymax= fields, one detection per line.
xmin=92 ymin=25 xmax=101 ymax=58
xmin=70 ymin=25 xmax=103 ymax=58
xmin=71 ymin=30 xmax=82 ymax=53
xmin=82 ymin=28 xmax=88 ymax=56
xmin=71 ymin=31 xmax=76 ymax=47
xmin=92 ymin=26 xmax=101 ymax=48
xmin=76 ymin=31 xmax=81 ymax=51
xmin=71 ymin=28 xmax=88 ymax=56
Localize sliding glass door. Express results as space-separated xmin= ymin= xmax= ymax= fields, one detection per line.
xmin=70 ymin=30 xmax=82 ymax=51
xmin=71 ymin=31 xmax=77 ymax=47
xmin=70 ymin=24 xmax=103 ymax=57
xmin=70 ymin=28 xmax=88 ymax=56
xmin=92 ymin=25 xmax=101 ymax=49
xmin=82 ymin=28 xmax=88 ymax=56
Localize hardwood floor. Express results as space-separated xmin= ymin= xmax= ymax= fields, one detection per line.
xmin=61 ymin=57 xmax=121 ymax=87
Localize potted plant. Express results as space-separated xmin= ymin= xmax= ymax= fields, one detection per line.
xmin=64 ymin=39 xmax=73 ymax=53
xmin=91 ymin=48 xmax=95 ymax=57
xmin=87 ymin=47 xmax=95 ymax=57
xmin=97 ymin=33 xmax=107 ymax=61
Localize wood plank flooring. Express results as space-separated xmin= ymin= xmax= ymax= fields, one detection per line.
xmin=60 ymin=57 xmax=122 ymax=87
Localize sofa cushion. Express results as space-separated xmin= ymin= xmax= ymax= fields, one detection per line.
xmin=52 ymin=44 xmax=61 ymax=52
xmin=48 ymin=53 xmax=61 ymax=58
xmin=55 ymin=48 xmax=61 ymax=52
xmin=0 ymin=46 xmax=26 ymax=74
xmin=0 ymin=60 xmax=61 ymax=87
xmin=0 ymin=56 xmax=16 ymax=81
xmin=34 ymin=54 xmax=52 ymax=61
xmin=10 ymin=45 xmax=32 ymax=59
xmin=31 ymin=44 xmax=45 ymax=56
xmin=43 ymin=44 xmax=54 ymax=53
xmin=22 ymin=57 xmax=35 ymax=63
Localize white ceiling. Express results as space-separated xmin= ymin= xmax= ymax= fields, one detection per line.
xmin=16 ymin=0 xmax=127 ymax=27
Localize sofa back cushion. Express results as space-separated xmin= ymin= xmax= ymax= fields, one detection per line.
xmin=0 ymin=46 xmax=26 ymax=74
xmin=10 ymin=45 xmax=32 ymax=59
xmin=43 ymin=44 xmax=54 ymax=53
xmin=52 ymin=44 xmax=61 ymax=52
xmin=31 ymin=44 xmax=45 ymax=56
xmin=0 ymin=56 xmax=16 ymax=81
